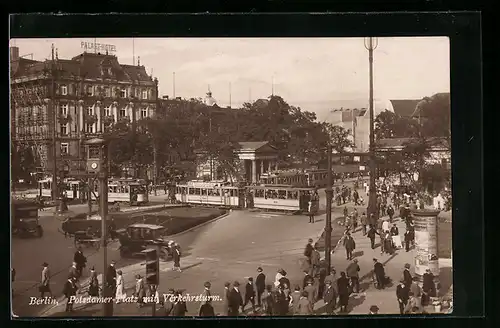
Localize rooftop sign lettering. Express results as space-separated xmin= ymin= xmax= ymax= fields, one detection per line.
xmin=81 ymin=41 xmax=117 ymax=53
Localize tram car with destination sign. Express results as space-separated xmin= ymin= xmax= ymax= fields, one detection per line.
xmin=259 ymin=169 xmax=329 ymax=188
xmin=175 ymin=180 xmax=245 ymax=208
xmin=245 ymin=185 xmax=319 ymax=213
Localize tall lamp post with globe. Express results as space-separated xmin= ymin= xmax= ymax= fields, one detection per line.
xmin=364 ymin=36 xmax=379 ymax=219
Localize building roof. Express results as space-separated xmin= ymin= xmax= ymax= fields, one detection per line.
xmin=377 ymin=137 xmax=449 ymax=149
xmin=238 ymin=141 xmax=274 ymax=151
xmin=389 ymin=100 xmax=421 ymax=118
xmin=11 ymin=51 xmax=153 ymax=84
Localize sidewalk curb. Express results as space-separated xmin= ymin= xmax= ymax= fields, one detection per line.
xmin=168 ymin=211 xmax=230 ymax=238
xmin=37 ymin=211 xmax=230 ymax=317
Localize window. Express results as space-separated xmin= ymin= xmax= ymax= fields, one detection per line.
xmin=105 ymin=106 xmax=112 ymax=116
xmin=142 ymin=90 xmax=148 ymax=100
xmin=119 ymin=88 xmax=127 ymax=98
xmin=86 ymin=106 xmax=94 ymax=116
xmin=60 ymin=103 xmax=68 ymax=116
xmin=60 ymin=85 xmax=68 ymax=95
xmin=60 ymin=124 xmax=67 ymax=136
xmin=86 ymin=123 xmax=94 ymax=133
xmin=107 ymin=68 xmax=112 ymax=75
xmin=60 ymin=143 xmax=69 ymax=155
xmin=141 ymin=108 xmax=148 ymax=118
xmin=119 ymin=108 xmax=127 ymax=118
xmin=88 ymin=145 xmax=100 ymax=159
xmin=87 ymin=85 xmax=93 ymax=96
xmin=104 ymin=87 xmax=111 ymax=97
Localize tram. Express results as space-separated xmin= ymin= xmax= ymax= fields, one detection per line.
xmin=175 ymin=180 xmax=245 ymax=208
xmin=246 ymin=185 xmax=317 ymax=213
xmin=37 ymin=177 xmax=149 ymax=205
xmin=259 ymin=169 xmax=329 ymax=188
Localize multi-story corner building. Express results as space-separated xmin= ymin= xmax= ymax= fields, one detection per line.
xmin=10 ymin=45 xmax=158 ymax=174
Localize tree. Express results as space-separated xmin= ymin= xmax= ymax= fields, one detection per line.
xmin=374 ymin=110 xmax=419 ymax=140
xmin=322 ymin=123 xmax=354 ymax=153
xmin=414 ymin=92 xmax=451 ymax=149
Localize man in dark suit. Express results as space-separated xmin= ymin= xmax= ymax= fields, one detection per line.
xmin=373 ymin=258 xmax=386 ymax=289
xmin=302 ymin=271 xmax=313 ymax=289
xmin=228 ymin=281 xmax=243 ymax=316
xmin=243 ymin=277 xmax=256 ymax=313
xmin=396 ymin=280 xmax=410 ymax=314
xmin=402 ymin=263 xmax=413 ymax=287
xmin=63 ymin=275 xmax=78 ymax=312
xmin=199 ymin=282 xmax=215 ymax=316
xmin=304 ymin=238 xmax=314 ymax=262
xmin=343 ymin=232 xmax=356 ymax=260
xmin=310 ymin=245 xmax=321 ymax=277
xmin=255 ymin=267 xmax=266 ymax=308
xmin=322 ymin=280 xmax=337 ymax=314
xmin=163 ymin=288 xmax=175 ymax=316
xmin=105 ymin=261 xmax=117 ymax=294
xmin=73 ymin=247 xmax=86 ymax=278
xmin=422 ymin=269 xmax=436 ymax=306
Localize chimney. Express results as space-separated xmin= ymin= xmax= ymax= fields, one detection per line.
xmin=10 ymin=46 xmax=19 ymax=62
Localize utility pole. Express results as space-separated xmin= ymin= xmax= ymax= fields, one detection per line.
xmin=364 ymin=37 xmax=379 ymax=218
xmin=99 ymin=143 xmax=111 ymax=316
xmin=50 ymin=44 xmax=58 ymax=201
xmin=324 ymin=144 xmax=333 ymax=275
xmin=153 ymin=78 xmax=159 ymax=195
xmin=173 ymin=72 xmax=176 ymax=98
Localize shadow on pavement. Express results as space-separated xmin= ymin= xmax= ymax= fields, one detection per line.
xmin=352 ymin=250 xmax=364 ymax=258
xmin=346 ymin=293 xmax=366 ymax=313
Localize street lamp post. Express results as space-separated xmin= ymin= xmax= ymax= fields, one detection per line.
xmin=84 ymin=138 xmax=112 ymax=316
xmin=324 ymin=144 xmax=333 ymax=275
xmin=364 ymin=37 xmax=379 ymax=219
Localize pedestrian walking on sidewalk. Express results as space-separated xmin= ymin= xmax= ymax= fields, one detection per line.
xmin=367 ymin=225 xmax=378 ymax=249
xmin=106 ymin=261 xmax=117 ymax=294
xmin=346 ymin=259 xmax=360 ymax=294
xmin=39 ymin=262 xmax=53 ymax=298
xmin=290 ymin=285 xmax=301 ymax=314
xmin=352 ymin=208 xmax=359 ymax=231
xmin=163 ymin=288 xmax=175 ymax=316
xmin=255 ymin=267 xmax=266 ymax=308
xmin=115 ymin=270 xmax=126 ymax=302
xmin=396 ymin=280 xmax=410 ymax=314
xmin=261 ymin=285 xmax=274 ymax=316
xmin=304 ymin=280 xmax=317 ymax=306
xmin=308 ymin=199 xmax=315 ymax=223
xmin=402 ymin=264 xmax=413 ymax=287
xmin=172 ymin=290 xmax=188 ymax=316
xmin=222 ymin=282 xmax=231 ymax=316
xmin=404 ymin=230 xmax=412 ymax=252
xmin=243 ymin=277 xmax=256 ymax=313
xmin=343 ymin=233 xmax=356 ymax=260
xmin=337 ymin=272 xmax=350 ymax=313
xmin=172 ymin=244 xmax=182 ymax=272
xmin=360 ymin=212 xmax=368 ymax=235
xmin=135 ymin=274 xmax=146 ymax=308
xmin=228 ymin=281 xmax=243 ymax=316
xmin=63 ymin=275 xmax=78 ymax=312
xmin=373 ymin=258 xmax=386 ymax=289
xmin=296 ymin=291 xmax=314 ymax=315
xmin=387 ymin=205 xmax=395 ymax=223
xmin=199 ymin=282 xmax=215 ymax=316
xmin=88 ymin=267 xmax=100 ymax=297
xmin=323 ymin=280 xmax=337 ymax=315
xmin=310 ymin=246 xmax=321 ymax=277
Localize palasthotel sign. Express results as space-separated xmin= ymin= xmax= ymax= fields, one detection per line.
xmin=81 ymin=41 xmax=117 ymax=53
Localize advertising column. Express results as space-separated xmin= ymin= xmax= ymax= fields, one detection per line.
xmin=411 ymin=209 xmax=440 ymax=282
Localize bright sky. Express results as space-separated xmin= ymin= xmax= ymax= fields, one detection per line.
xmin=10 ymin=37 xmax=449 ymax=119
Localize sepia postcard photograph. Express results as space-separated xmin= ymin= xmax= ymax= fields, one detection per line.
xmin=10 ymin=36 xmax=453 ymax=318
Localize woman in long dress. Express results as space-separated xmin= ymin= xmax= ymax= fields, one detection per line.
xmin=115 ymin=270 xmax=126 ymax=303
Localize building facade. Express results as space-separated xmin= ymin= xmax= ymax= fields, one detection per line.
xmin=10 ymin=46 xmax=158 ymax=174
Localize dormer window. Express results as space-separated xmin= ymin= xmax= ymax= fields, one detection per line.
xmin=108 ymin=67 xmax=112 ymax=75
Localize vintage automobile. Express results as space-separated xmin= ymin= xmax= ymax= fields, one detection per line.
xmin=12 ymin=199 xmax=43 ymax=237
xmin=73 ymin=230 xmax=101 ymax=250
xmin=117 ymin=223 xmax=177 ymax=260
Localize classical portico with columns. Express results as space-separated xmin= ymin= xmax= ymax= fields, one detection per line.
xmin=195 ymin=141 xmax=279 ymax=183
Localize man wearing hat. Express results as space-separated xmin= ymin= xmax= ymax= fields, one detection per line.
xmin=343 ymin=232 xmax=356 ymax=261
xmin=73 ymin=247 xmax=87 ymax=279
xmin=40 ymin=262 xmax=52 ymax=298
xmin=199 ymin=282 xmax=215 ymax=316
xmin=369 ymin=305 xmax=379 ymax=314
xmin=243 ymin=277 xmax=256 ymax=313
xmin=402 ymin=263 xmax=413 ymax=287
xmin=422 ymin=268 xmax=436 ymax=306
xmin=135 ymin=274 xmax=145 ymax=308
xmin=63 ymin=275 xmax=78 ymax=312
xmin=373 ymin=258 xmax=386 ymax=289
xmin=396 ymin=279 xmax=410 ymax=314
xmin=304 ymin=238 xmax=314 ymax=261
xmin=322 ymin=279 xmax=337 ymax=315
xmin=106 ymin=260 xmax=117 ymax=294
xmin=255 ymin=267 xmax=266 ymax=308
xmin=304 ymin=280 xmax=317 ymax=305
xmin=346 ymin=259 xmax=361 ymax=294
xmin=228 ymin=281 xmax=243 ymax=316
